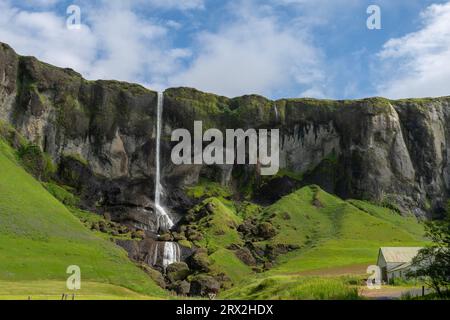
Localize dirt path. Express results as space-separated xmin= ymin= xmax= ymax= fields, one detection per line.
xmin=359 ymin=286 xmax=427 ymax=300
xmin=295 ymin=264 xmax=368 ymax=276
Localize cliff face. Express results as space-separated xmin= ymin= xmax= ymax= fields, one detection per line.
xmin=1 ymin=42 xmax=449 ymax=230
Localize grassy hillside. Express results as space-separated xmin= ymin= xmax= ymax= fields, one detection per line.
xmin=220 ymin=185 xmax=427 ymax=299
xmin=0 ymin=140 xmax=164 ymax=298
xmin=179 ymin=183 xmax=428 ymax=299
xmin=184 ymin=197 xmax=254 ymax=285
xmin=263 ymin=185 xmax=426 ymax=274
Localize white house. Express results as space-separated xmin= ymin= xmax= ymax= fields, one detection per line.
xmin=377 ymin=247 xmax=423 ymax=283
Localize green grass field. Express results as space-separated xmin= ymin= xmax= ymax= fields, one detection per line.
xmin=0 ymin=140 xmax=164 ymax=299
xmin=0 ymin=280 xmax=161 ymax=300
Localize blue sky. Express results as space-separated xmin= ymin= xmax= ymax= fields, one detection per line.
xmin=0 ymin=0 xmax=449 ymax=99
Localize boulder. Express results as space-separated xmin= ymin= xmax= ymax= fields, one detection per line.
xmin=234 ymin=247 xmax=256 ymax=266
xmin=238 ymin=219 xmax=258 ymax=236
xmin=189 ymin=275 xmax=220 ymax=297
xmin=171 ymin=280 xmax=190 ymax=296
xmin=115 ymin=239 xmax=140 ymax=261
xmin=257 ymin=222 xmax=277 ymax=239
xmin=186 ymin=229 xmax=203 ymax=241
xmin=139 ymin=264 xmax=166 ymax=289
xmin=158 ymin=233 xmax=173 ymax=241
xmin=187 ymin=249 xmax=211 ymax=272
xmin=166 ymin=262 xmax=190 ymax=283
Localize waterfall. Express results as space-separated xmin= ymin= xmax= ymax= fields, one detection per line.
xmin=162 ymin=242 xmax=181 ymax=268
xmin=147 ymin=93 xmax=181 ymax=270
xmin=149 ymin=241 xmax=180 ymax=268
xmin=154 ymin=92 xmax=174 ymax=232
xmin=274 ymin=104 xmax=279 ymax=121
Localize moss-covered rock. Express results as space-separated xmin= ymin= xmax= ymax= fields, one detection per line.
xmin=166 ymin=262 xmax=190 ymax=283
xmin=187 ymin=248 xmax=211 ymax=272
xmin=178 ymin=239 xmax=193 ymax=249
xmin=189 ymin=274 xmax=220 ymax=297
xmin=139 ymin=264 xmax=166 ymax=289
xmin=234 ymin=247 xmax=257 ymax=266
xmin=169 ymin=280 xmax=190 ymax=296
xmin=159 ymin=233 xmax=173 ymax=242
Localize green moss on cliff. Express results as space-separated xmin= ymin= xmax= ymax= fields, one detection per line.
xmin=62 ymin=153 xmax=89 ymax=166
xmin=229 ymin=95 xmax=274 ymax=126
xmin=0 ymin=121 xmax=27 ymax=149
xmin=394 ymin=97 xmax=441 ymax=106
xmin=17 ymin=144 xmax=56 ymax=181
xmin=96 ymin=80 xmax=151 ymax=96
xmin=56 ymin=94 xmax=90 ymax=138
xmin=186 ymin=179 xmax=232 ymax=200
xmin=165 ymin=87 xmax=229 ymax=108
xmin=165 ymin=87 xmax=231 ymax=129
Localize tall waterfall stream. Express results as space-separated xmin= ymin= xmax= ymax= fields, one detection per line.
xmin=153 ymin=92 xmax=180 ymax=269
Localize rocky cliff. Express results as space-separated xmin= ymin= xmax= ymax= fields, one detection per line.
xmin=1 ymin=41 xmax=449 ymax=232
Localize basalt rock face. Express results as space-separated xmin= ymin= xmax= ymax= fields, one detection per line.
xmin=1 ymin=42 xmax=450 ymax=224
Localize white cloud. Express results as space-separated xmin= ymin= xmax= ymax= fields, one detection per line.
xmin=170 ymin=1 xmax=326 ymax=98
xmin=0 ymin=0 xmax=188 ymax=91
xmin=376 ymin=2 xmax=450 ymax=98
xmin=166 ymin=20 xmax=183 ymax=30
xmin=0 ymin=1 xmax=97 ymax=75
xmin=0 ymin=0 xmax=328 ymax=98
xmin=86 ymin=5 xmax=165 ymax=82
xmin=300 ymin=87 xmax=327 ymax=99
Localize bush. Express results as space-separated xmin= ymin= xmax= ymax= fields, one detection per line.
xmin=409 ymin=213 xmax=450 ymax=297
xmin=18 ymin=144 xmax=56 ymax=181
xmin=0 ymin=121 xmax=27 ymax=149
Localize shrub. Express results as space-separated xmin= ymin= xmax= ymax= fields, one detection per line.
xmin=18 ymin=144 xmax=56 ymax=181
